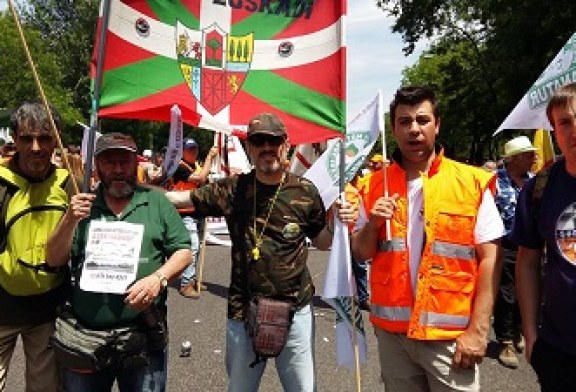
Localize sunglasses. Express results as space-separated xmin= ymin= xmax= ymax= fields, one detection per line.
xmin=248 ymin=134 xmax=285 ymax=147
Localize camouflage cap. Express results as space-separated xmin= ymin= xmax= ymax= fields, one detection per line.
xmin=94 ymin=133 xmax=137 ymax=156
xmin=247 ymin=113 xmax=287 ymax=138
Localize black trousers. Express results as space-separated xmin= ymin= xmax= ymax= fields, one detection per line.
xmin=531 ymin=338 xmax=576 ymax=392
xmin=493 ymin=247 xmax=522 ymax=342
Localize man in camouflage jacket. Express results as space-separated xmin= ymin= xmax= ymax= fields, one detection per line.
xmin=166 ymin=113 xmax=355 ymax=392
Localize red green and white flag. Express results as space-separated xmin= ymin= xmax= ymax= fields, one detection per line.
xmin=92 ymin=0 xmax=346 ymax=145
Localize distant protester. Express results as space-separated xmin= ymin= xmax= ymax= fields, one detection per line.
xmin=493 ymin=136 xmax=536 ymax=369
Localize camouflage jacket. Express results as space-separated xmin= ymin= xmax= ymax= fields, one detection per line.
xmin=190 ymin=170 xmax=326 ymax=320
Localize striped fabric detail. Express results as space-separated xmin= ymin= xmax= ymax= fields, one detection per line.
xmin=377 ymin=238 xmax=406 ymax=252
xmin=371 ymin=304 xmax=411 ymax=322
xmin=431 ymin=241 xmax=475 ymax=260
xmin=420 ymin=311 xmax=470 ymax=328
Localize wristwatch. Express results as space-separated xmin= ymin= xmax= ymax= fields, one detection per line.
xmin=154 ymin=271 xmax=168 ymax=291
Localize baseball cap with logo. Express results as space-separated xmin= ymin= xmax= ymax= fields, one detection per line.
xmin=183 ymin=138 xmax=198 ymax=149
xmin=247 ymin=113 xmax=287 ymax=138
xmin=94 ymin=133 xmax=137 ymax=156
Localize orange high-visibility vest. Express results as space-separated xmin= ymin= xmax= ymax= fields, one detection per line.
xmin=362 ymin=151 xmax=496 ymax=340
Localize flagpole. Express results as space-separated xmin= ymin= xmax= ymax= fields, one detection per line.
xmin=339 ymin=137 xmax=362 ymax=392
xmin=84 ymin=0 xmax=112 ymax=192
xmin=341 ymin=1 xmax=361 ymax=389
xmin=377 ymin=91 xmax=392 ymax=241
xmin=8 ymin=0 xmax=79 ymax=194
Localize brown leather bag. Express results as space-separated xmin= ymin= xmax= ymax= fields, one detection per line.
xmin=245 ymin=297 xmax=293 ymax=366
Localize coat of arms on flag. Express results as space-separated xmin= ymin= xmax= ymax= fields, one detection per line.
xmin=176 ymin=22 xmax=254 ymax=115
xmin=93 ymin=0 xmax=346 ymax=145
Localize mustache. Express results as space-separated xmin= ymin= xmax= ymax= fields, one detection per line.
xmin=258 ymin=150 xmax=279 ymax=158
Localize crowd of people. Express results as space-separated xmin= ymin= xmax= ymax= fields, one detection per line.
xmin=1 ymin=82 xmax=575 ymax=392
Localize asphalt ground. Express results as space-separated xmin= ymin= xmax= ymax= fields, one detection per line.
xmin=6 ymin=242 xmax=539 ymax=391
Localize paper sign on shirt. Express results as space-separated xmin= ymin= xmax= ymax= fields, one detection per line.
xmin=79 ymin=220 xmax=144 ymax=294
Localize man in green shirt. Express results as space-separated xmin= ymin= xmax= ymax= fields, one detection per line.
xmin=47 ymin=133 xmax=192 ymax=392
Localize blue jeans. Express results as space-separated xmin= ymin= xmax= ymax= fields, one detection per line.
xmin=493 ymin=247 xmax=521 ymax=342
xmin=63 ymin=349 xmax=167 ymax=392
xmin=180 ymin=216 xmax=203 ymax=286
xmin=226 ymin=304 xmax=316 ymax=392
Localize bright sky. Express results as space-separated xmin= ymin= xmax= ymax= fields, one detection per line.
xmin=0 ymin=0 xmax=426 ymax=120
xmin=347 ymin=2 xmax=426 ymax=119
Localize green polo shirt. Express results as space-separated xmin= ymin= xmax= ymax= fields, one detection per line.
xmin=70 ymin=185 xmax=190 ymax=328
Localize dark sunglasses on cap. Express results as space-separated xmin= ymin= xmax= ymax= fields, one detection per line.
xmin=248 ymin=134 xmax=286 ymax=147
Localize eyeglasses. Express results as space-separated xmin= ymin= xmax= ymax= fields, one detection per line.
xmin=248 ymin=134 xmax=285 ymax=147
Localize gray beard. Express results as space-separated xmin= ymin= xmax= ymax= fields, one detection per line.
xmin=104 ymin=182 xmax=134 ymax=198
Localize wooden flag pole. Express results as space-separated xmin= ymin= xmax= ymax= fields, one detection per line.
xmin=195 ymin=219 xmax=209 ymax=295
xmin=350 ymin=297 xmax=362 ymax=392
xmin=338 ymin=137 xmax=362 ymax=392
xmin=8 ymin=0 xmax=79 ymax=194
xmin=377 ymin=91 xmax=392 ymax=241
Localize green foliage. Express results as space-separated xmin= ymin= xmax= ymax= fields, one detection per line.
xmin=402 ymin=38 xmax=498 ymax=161
xmin=376 ymin=0 xmax=576 ymax=163
xmin=98 ymin=118 xmax=215 ymax=158
xmin=0 ymin=1 xmax=225 ymax=159
xmin=0 ymin=11 xmax=81 ymax=139
xmin=22 ymin=0 xmax=99 ymax=120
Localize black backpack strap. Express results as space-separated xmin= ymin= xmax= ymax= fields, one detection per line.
xmin=0 ymin=179 xmax=19 ymax=253
xmin=232 ymin=173 xmax=252 ymax=310
xmin=531 ymin=157 xmax=563 ymax=227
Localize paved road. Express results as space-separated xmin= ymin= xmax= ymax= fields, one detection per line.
xmin=6 ymin=243 xmax=539 ymax=391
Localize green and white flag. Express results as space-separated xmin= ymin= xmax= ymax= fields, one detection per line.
xmin=304 ymin=91 xmax=383 ymax=208
xmin=496 ymin=32 xmax=576 ymax=133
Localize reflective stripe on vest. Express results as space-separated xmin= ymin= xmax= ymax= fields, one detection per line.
xmin=371 ymin=303 xmax=412 ymax=322
xmin=419 ymin=311 xmax=470 ymax=328
xmin=431 ymin=240 xmax=475 ymax=260
xmin=378 ymin=238 xmax=406 ymax=252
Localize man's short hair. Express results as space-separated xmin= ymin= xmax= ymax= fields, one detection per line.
xmin=389 ymin=86 xmax=439 ymax=126
xmin=546 ymin=82 xmax=576 ymax=128
xmin=9 ymin=101 xmax=62 ymax=135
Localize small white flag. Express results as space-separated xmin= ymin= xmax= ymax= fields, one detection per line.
xmin=163 ymin=105 xmax=184 ymax=178
xmin=305 ymin=91 xmax=383 ymax=208
xmin=322 ymin=215 xmax=368 ymax=368
xmin=79 ymin=122 xmax=101 ymax=164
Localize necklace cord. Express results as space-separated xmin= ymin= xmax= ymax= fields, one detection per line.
xmin=251 ymin=172 xmax=286 ymax=260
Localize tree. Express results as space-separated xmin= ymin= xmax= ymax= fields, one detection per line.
xmin=22 ymin=0 xmax=100 ymax=120
xmin=0 ymin=11 xmax=81 ymax=137
xmin=402 ymin=37 xmax=500 ymax=162
xmin=375 ymin=0 xmax=576 ymax=162
xmin=19 ymin=1 xmax=214 ymax=153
